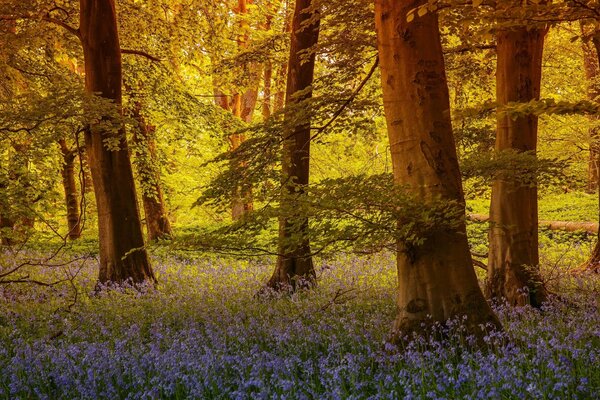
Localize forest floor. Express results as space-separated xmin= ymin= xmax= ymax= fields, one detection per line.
xmin=0 ymin=244 xmax=598 ymax=399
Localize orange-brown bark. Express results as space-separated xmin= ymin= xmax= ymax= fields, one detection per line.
xmin=375 ymin=0 xmax=500 ymax=339
xmin=266 ymin=0 xmax=320 ymax=291
xmin=130 ymin=102 xmax=173 ymax=241
xmin=487 ymin=26 xmax=548 ymax=307
xmin=59 ymin=139 xmax=82 ymax=240
xmin=582 ymin=26 xmax=600 ymax=194
xmin=79 ymin=0 xmax=154 ymax=284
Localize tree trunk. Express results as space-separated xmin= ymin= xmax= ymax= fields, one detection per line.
xmin=375 ymin=0 xmax=500 ymax=339
xmin=79 ymin=0 xmax=154 ymax=284
xmin=0 ymin=178 xmax=13 ymax=246
xmin=581 ymin=28 xmax=600 ymax=273
xmin=225 ymin=0 xmax=258 ymax=220
xmin=130 ymin=102 xmax=173 ymax=241
xmin=261 ymin=0 xmax=278 ymax=120
xmin=582 ymin=24 xmax=600 ymax=194
xmin=9 ymin=143 xmax=35 ymax=238
xmin=273 ymin=2 xmax=292 ymax=113
xmin=266 ymin=0 xmax=320 ymax=291
xmin=487 ymin=27 xmax=548 ymax=307
xmin=59 ymin=139 xmax=82 ymax=240
xmin=78 ymin=146 xmax=94 ymax=194
xmin=263 ymin=60 xmax=273 ymax=119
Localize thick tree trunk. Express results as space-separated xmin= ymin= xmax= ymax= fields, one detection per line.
xmin=59 ymin=139 xmax=82 ymax=240
xmin=130 ymin=102 xmax=173 ymax=241
xmin=266 ymin=0 xmax=320 ymax=291
xmin=79 ymin=0 xmax=154 ymax=284
xmin=582 ymin=25 xmax=600 ymax=194
xmin=581 ymin=29 xmax=600 ymax=273
xmin=375 ymin=0 xmax=500 ymax=339
xmin=487 ymin=27 xmax=548 ymax=307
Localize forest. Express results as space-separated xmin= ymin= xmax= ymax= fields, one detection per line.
xmin=0 ymin=0 xmax=599 ymax=398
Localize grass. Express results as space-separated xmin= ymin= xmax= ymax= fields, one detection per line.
xmin=466 ymin=191 xmax=598 ymax=222
xmin=0 ymin=246 xmax=598 ymax=399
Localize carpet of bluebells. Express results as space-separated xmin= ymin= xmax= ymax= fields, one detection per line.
xmin=0 ymin=251 xmax=599 ymax=399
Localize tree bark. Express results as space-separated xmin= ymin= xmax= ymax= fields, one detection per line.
xmin=59 ymin=139 xmax=82 ymax=240
xmin=79 ymin=0 xmax=154 ymax=284
xmin=227 ymin=0 xmax=258 ymax=220
xmin=78 ymin=146 xmax=94 ymax=194
xmin=375 ymin=0 xmax=500 ymax=339
xmin=263 ymin=60 xmax=273 ymax=119
xmin=273 ymin=2 xmax=293 ymax=113
xmin=130 ymin=102 xmax=173 ymax=241
xmin=0 ymin=178 xmax=13 ymax=246
xmin=487 ymin=26 xmax=548 ymax=307
xmin=266 ymin=0 xmax=320 ymax=291
xmin=581 ymin=28 xmax=600 ymax=273
xmin=8 ymin=143 xmax=35 ymax=237
xmin=261 ymin=0 xmax=280 ymax=120
xmin=582 ymin=24 xmax=600 ymax=194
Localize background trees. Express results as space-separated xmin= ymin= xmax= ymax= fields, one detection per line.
xmin=1 ymin=0 xmax=599 ymax=334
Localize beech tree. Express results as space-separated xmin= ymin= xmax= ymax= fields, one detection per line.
xmin=209 ymin=0 xmax=261 ymax=220
xmin=130 ymin=99 xmax=173 ymax=241
xmin=580 ymin=23 xmax=600 ymax=273
xmin=59 ymin=138 xmax=82 ymax=240
xmin=486 ymin=23 xmax=548 ymax=307
xmin=374 ymin=0 xmax=501 ymax=338
xmin=267 ymin=0 xmax=320 ymax=290
xmin=79 ymin=0 xmax=154 ymax=283
xmin=582 ymin=25 xmax=600 ymax=194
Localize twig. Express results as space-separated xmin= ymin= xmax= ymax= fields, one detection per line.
xmin=320 ymin=288 xmax=357 ymax=311
xmin=309 ymin=56 xmax=379 ymax=142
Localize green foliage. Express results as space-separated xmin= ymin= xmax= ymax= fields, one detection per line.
xmin=189 ymin=173 xmax=466 ymax=257
xmin=0 ymin=0 xmax=598 ymax=262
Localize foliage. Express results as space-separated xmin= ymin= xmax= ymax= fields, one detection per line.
xmin=190 ymin=173 xmax=466 ymax=257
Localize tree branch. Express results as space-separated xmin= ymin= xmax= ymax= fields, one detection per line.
xmin=121 ymin=49 xmax=162 ymax=62
xmin=0 ymin=13 xmax=80 ymax=39
xmin=42 ymin=15 xmax=80 ymax=38
xmin=309 ymin=56 xmax=379 ymax=142
xmin=444 ymin=44 xmax=496 ymax=54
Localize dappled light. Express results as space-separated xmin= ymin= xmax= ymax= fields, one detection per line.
xmin=1 ymin=0 xmax=600 ymax=398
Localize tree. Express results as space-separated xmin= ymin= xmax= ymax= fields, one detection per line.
xmin=581 ymin=24 xmax=600 ymax=194
xmin=374 ymin=0 xmax=501 ymax=338
xmin=580 ymin=22 xmax=600 ymax=273
xmin=486 ymin=22 xmax=549 ymax=307
xmin=79 ymin=0 xmax=154 ymax=284
xmin=59 ymin=138 xmax=82 ymax=240
xmin=266 ymin=0 xmax=320 ymax=290
xmin=130 ymin=98 xmax=173 ymax=241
